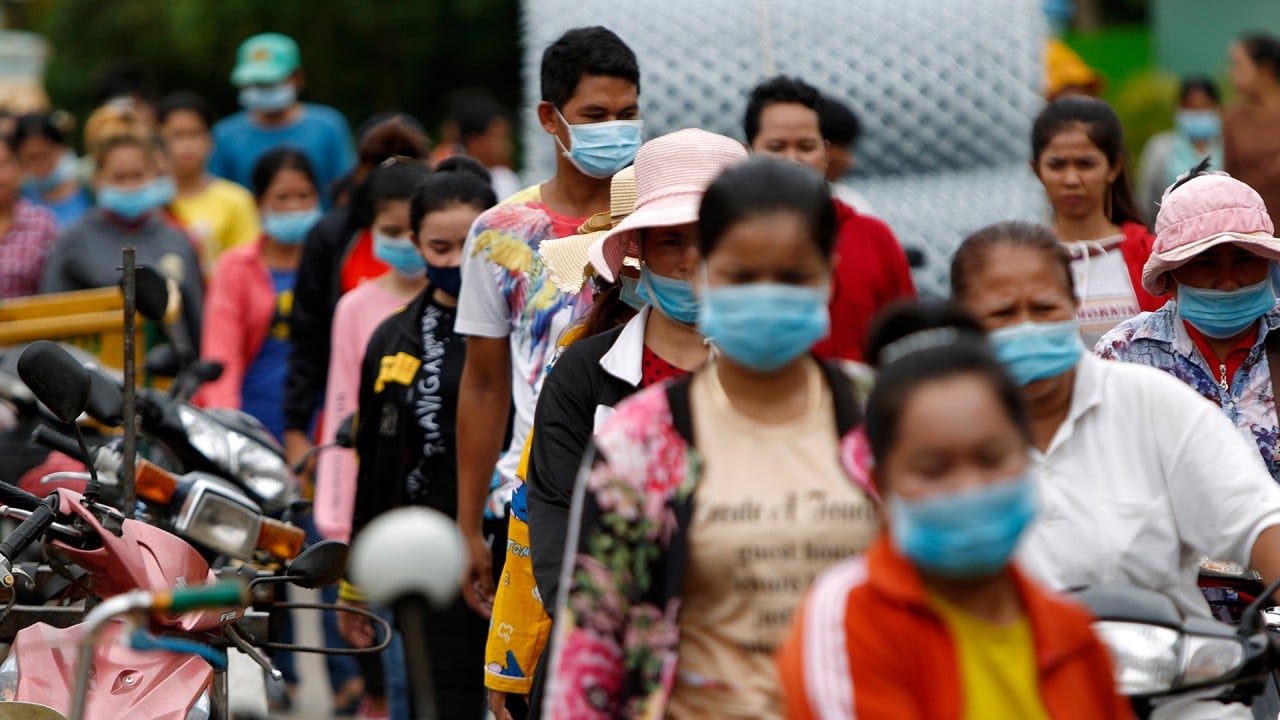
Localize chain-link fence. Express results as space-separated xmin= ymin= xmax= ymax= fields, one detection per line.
xmin=520 ymin=0 xmax=1050 ymax=295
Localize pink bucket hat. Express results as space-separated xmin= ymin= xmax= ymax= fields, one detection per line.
xmin=1142 ymin=173 xmax=1280 ymax=295
xmin=587 ymin=128 xmax=748 ymax=282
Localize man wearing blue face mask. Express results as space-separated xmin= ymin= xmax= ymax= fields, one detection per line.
xmin=454 ymin=26 xmax=643 ymax=636
xmin=1137 ymin=77 xmax=1224 ymax=225
xmin=208 ymin=33 xmax=354 ymax=202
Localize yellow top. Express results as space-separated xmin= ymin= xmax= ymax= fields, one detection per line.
xmin=928 ymin=591 xmax=1051 ymax=720
xmin=170 ymin=178 xmax=260 ymax=270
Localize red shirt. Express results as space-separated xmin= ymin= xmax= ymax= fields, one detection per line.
xmin=340 ymin=229 xmax=389 ymax=293
xmin=640 ymin=345 xmax=687 ymax=387
xmin=812 ymin=200 xmax=917 ymax=362
xmin=1185 ymin=320 xmax=1259 ymax=392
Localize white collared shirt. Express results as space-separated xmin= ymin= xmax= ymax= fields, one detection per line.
xmin=1018 ymin=355 xmax=1280 ymax=618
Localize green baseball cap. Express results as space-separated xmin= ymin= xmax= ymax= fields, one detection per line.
xmin=230 ymin=33 xmax=300 ymax=87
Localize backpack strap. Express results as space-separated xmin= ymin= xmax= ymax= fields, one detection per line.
xmin=819 ymin=360 xmax=864 ymax=437
xmin=665 ymin=375 xmax=696 ymax=447
xmin=1267 ymin=329 xmax=1280 ymax=428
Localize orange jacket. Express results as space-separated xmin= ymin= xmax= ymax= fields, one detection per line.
xmin=778 ymin=537 xmax=1133 ymax=720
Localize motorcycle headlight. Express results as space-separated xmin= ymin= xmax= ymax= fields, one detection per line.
xmin=0 ymin=654 xmax=18 ymax=701
xmin=1093 ymin=621 xmax=1247 ymax=696
xmin=1093 ymin=621 xmax=1181 ymax=694
xmin=228 ymin=434 xmax=294 ymax=513
xmin=177 ymin=406 xmax=230 ymax=468
xmin=174 ymin=476 xmax=262 ymax=561
xmin=1180 ymin=634 xmax=1245 ymax=687
xmin=185 ymin=688 xmax=211 ymax=720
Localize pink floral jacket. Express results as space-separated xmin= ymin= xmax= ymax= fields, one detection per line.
xmin=541 ymin=364 xmax=875 ymax=719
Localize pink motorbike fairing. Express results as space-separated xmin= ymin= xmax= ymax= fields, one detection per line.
xmin=44 ymin=490 xmax=242 ymax=633
xmin=9 ymin=621 xmax=212 ymax=720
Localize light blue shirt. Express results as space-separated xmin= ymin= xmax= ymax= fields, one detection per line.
xmin=208 ymin=103 xmax=354 ymax=203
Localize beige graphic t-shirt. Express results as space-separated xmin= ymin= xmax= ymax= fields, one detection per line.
xmin=667 ymin=367 xmax=879 ymax=719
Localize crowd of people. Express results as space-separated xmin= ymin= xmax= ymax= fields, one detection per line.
xmin=5 ymin=19 xmax=1280 ymax=720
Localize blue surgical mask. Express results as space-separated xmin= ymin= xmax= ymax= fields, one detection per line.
xmin=619 ymin=274 xmax=645 ymax=311
xmin=262 ymin=207 xmax=323 ymax=245
xmin=698 ymin=281 xmax=830 ymax=373
xmin=636 ymin=265 xmax=698 ymax=323
xmin=988 ymin=320 xmax=1083 ymax=386
xmin=1176 ymin=110 xmax=1222 ymax=143
xmin=1177 ymin=278 xmax=1276 ymax=339
xmin=427 ymin=264 xmax=462 ymax=297
xmin=888 ymin=474 xmax=1038 ymax=579
xmin=97 ymin=178 xmax=169 ymax=220
xmin=555 ymin=109 xmax=643 ymax=179
xmin=23 ymin=151 xmax=78 ymax=195
xmin=239 ymin=83 xmax=297 ymax=113
xmin=373 ymin=232 xmax=426 ymax=278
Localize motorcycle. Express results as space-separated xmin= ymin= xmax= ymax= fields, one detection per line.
xmin=0 ymin=341 xmax=388 ymax=720
xmin=1081 ymin=573 xmax=1280 ymax=719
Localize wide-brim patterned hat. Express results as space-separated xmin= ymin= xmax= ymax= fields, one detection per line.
xmin=587 ymin=129 xmax=748 ymax=282
xmin=1143 ymin=173 xmax=1280 ymax=295
xmin=540 ymin=167 xmax=637 ymax=294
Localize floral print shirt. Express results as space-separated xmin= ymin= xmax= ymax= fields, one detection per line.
xmin=542 ymin=367 xmax=876 ymax=719
xmin=1095 ymin=301 xmax=1280 ymax=479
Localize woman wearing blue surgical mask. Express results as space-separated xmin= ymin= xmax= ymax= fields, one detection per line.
xmin=39 ymin=104 xmax=204 ymax=347
xmin=507 ymin=130 xmax=740 ymax=716
xmin=544 ymin=157 xmax=879 ymax=719
xmin=335 ymin=157 xmax=498 ymax=720
xmin=1099 ymin=171 xmax=1280 ymax=487
xmin=779 ymin=302 xmax=1129 ymax=720
xmin=1137 ymin=77 xmax=1224 ymax=225
xmin=951 ymin=220 xmax=1280 ymax=637
xmin=197 ymin=148 xmax=320 ymax=441
xmin=13 ymin=112 xmax=92 ymax=228
xmin=310 ymin=157 xmax=432 ymax=718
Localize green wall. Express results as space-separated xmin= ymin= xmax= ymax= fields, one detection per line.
xmin=1154 ymin=0 xmax=1280 ymax=77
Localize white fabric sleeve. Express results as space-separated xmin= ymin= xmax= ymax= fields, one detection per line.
xmin=455 ymin=221 xmax=511 ymax=339
xmin=1158 ymin=372 xmax=1280 ymax=563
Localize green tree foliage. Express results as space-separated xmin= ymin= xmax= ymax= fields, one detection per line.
xmin=13 ymin=0 xmax=521 ymax=149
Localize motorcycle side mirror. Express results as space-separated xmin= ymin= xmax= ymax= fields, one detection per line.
xmin=287 ymin=540 xmax=350 ymax=589
xmin=144 ymin=344 xmax=187 ymax=378
xmin=16 ymin=341 xmax=91 ymax=424
xmin=349 ymin=507 xmax=462 ymax=609
xmin=335 ymin=415 xmax=356 ymax=449
xmin=85 ymin=370 xmax=125 ymax=426
xmin=133 ymin=265 xmax=171 ymax=321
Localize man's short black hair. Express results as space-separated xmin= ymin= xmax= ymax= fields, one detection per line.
xmin=819 ymin=94 xmax=861 ymax=148
xmin=157 ymin=91 xmax=214 ymax=130
xmin=743 ymin=75 xmax=823 ymax=144
xmin=448 ymin=89 xmax=509 ymax=142
xmin=540 ymin=26 xmax=640 ymax=109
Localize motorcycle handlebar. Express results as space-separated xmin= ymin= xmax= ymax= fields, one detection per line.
xmin=30 ymin=425 xmax=85 ymax=464
xmin=0 ymin=502 xmax=55 ymax=562
xmin=0 ymin=479 xmax=46 ymax=513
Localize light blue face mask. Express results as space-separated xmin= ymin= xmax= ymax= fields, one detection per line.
xmin=555 ymin=109 xmax=643 ymax=179
xmin=698 ymin=280 xmax=830 ymax=373
xmin=151 ymin=176 xmax=176 ymax=207
xmin=636 ymin=265 xmax=698 ymax=323
xmin=1177 ymin=278 xmax=1276 ymax=339
xmin=97 ymin=178 xmax=170 ymax=220
xmin=988 ymin=320 xmax=1083 ymax=386
xmin=262 ymin=207 xmax=323 ymax=245
xmin=239 ymin=83 xmax=297 ymax=113
xmin=373 ymin=231 xmax=426 ymax=278
xmin=618 ymin=273 xmax=645 ymax=311
xmin=1175 ymin=110 xmax=1222 ymax=143
xmin=23 ymin=152 xmax=78 ymax=195
xmin=888 ymin=474 xmax=1038 ymax=579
